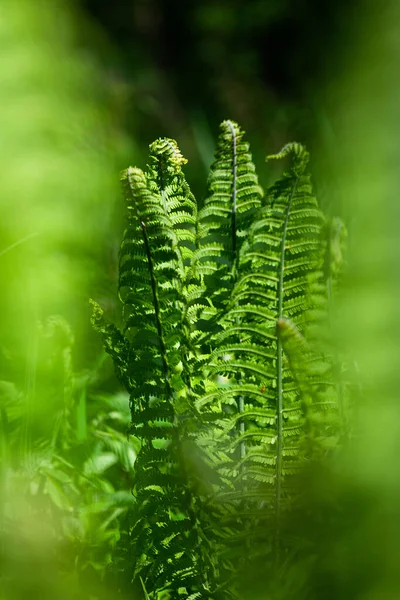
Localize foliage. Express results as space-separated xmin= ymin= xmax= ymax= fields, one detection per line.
xmin=0 ymin=0 xmax=131 ymax=384
xmin=92 ymin=120 xmax=347 ymax=598
xmin=0 ymin=5 xmax=134 ymax=592
xmin=1 ymin=1 xmax=400 ymax=598
xmin=0 ymin=316 xmax=139 ymax=599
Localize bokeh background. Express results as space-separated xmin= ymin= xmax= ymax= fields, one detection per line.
xmin=1 ymin=0 xmax=400 ymax=598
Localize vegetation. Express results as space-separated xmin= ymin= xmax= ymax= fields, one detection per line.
xmin=1 ymin=0 xmax=400 ymax=598
xmin=91 ymin=121 xmax=347 ymax=598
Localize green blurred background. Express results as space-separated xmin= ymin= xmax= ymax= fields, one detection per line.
xmin=1 ymin=0 xmax=400 ymax=597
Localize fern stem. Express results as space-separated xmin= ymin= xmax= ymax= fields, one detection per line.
xmin=0 ymin=231 xmax=39 ymax=258
xmin=227 ymin=121 xmax=246 ymax=461
xmin=275 ymin=174 xmax=299 ymax=559
xmin=227 ymin=120 xmax=238 ymax=274
xmin=139 ymin=219 xmax=170 ymax=384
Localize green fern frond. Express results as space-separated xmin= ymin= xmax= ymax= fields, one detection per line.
xmin=266 ymin=142 xmax=310 ymax=175
xmin=147 ymin=137 xmax=197 ymax=265
xmin=196 ymin=120 xmax=263 ymax=309
xmin=99 ymin=144 xmax=218 ymax=597
xmin=197 ymin=141 xmax=334 ymax=563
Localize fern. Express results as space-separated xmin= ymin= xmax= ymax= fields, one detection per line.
xmin=196 ymin=120 xmax=263 ymax=316
xmin=93 ymin=121 xmax=347 ymax=598
xmin=199 ymin=143 xmax=339 ymax=559
xmin=94 ymin=140 xmax=216 ymax=597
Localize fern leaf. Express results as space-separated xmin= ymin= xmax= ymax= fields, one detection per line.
xmin=196 ymin=120 xmax=263 ymax=309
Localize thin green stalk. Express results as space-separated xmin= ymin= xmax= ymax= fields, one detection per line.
xmin=140 ymin=219 xmax=170 ymax=385
xmin=227 ymin=120 xmax=238 ymax=277
xmin=0 ymin=231 xmax=39 ymax=258
xmin=140 ymin=576 xmax=151 ymax=600
xmin=226 ymin=121 xmax=246 ymax=461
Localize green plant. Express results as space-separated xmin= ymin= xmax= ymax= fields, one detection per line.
xmin=0 ymin=315 xmax=139 ymax=599
xmin=92 ymin=120 xmax=347 ymax=599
